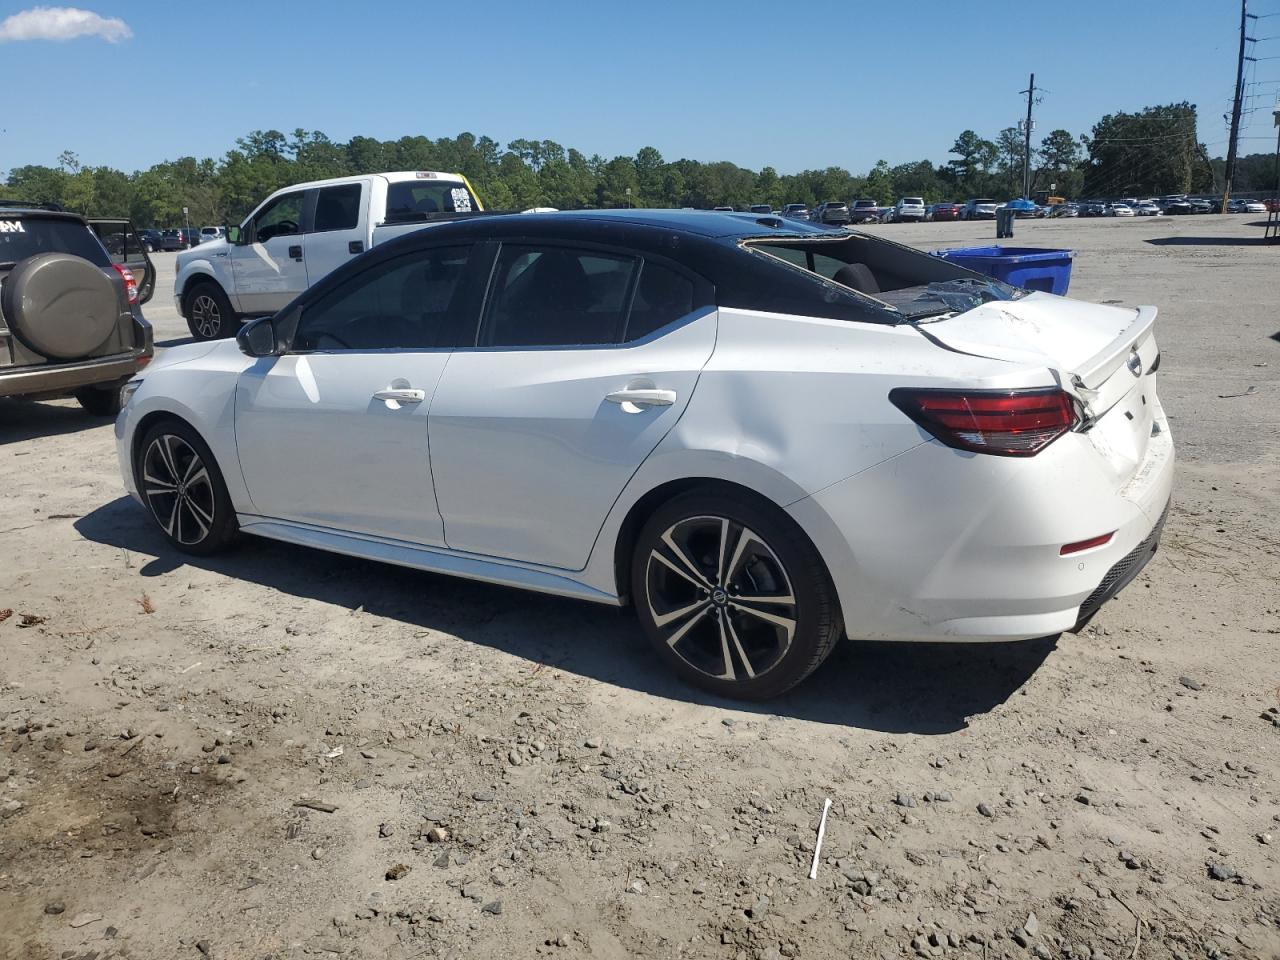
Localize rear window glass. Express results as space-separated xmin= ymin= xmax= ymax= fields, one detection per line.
xmin=385 ymin=180 xmax=476 ymax=219
xmin=0 ymin=217 xmax=109 ymax=267
xmin=89 ymin=221 xmax=146 ymax=265
xmin=973 ymin=199 xmax=996 ymax=205
xmin=904 ymin=198 xmax=924 ymax=205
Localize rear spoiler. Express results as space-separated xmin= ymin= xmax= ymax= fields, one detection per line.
xmin=1073 ymin=306 xmax=1157 ymax=390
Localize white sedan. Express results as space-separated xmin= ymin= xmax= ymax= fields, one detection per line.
xmin=1107 ymin=203 xmax=1135 ymax=217
xmin=116 ymin=211 xmax=1174 ymax=699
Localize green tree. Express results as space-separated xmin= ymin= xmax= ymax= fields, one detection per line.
xmin=1082 ymin=102 xmax=1209 ymax=197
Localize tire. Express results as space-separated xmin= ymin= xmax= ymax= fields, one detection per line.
xmin=183 ymin=281 xmax=237 ymax=341
xmin=630 ymin=488 xmax=843 ymax=700
xmin=74 ymin=385 xmax=122 ymax=417
xmin=133 ymin=419 xmax=238 ymax=555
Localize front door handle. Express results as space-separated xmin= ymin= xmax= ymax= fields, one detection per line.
xmin=605 ymin=387 xmax=677 ymax=412
xmin=288 ymin=244 xmax=303 ymax=261
xmin=373 ymin=387 xmax=426 ymax=405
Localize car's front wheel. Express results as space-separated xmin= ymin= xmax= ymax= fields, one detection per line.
xmin=183 ymin=281 xmax=237 ymax=340
xmin=134 ymin=419 xmax=238 ymax=555
xmin=631 ymin=489 xmax=843 ymax=700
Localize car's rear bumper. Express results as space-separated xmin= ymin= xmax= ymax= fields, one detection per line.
xmin=0 ymin=350 xmax=150 ymax=399
xmin=788 ymin=401 xmax=1175 ymax=643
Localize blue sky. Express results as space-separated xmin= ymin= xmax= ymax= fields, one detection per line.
xmin=1 ymin=0 xmax=1277 ymax=176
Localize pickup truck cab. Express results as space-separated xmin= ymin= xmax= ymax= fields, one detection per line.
xmin=175 ymin=171 xmax=483 ymax=339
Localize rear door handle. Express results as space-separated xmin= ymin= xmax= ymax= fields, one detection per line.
xmin=373 ymin=387 xmax=426 ymax=404
xmin=288 ymin=244 xmax=303 ymax=261
xmin=605 ymin=388 xmax=676 ymax=411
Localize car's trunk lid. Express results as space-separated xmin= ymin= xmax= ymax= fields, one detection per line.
xmin=916 ymin=292 xmax=1161 ymax=489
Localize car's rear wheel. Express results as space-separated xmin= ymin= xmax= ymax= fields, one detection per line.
xmin=134 ymin=420 xmax=238 ymax=555
xmin=184 ymin=282 xmax=236 ymax=341
xmin=631 ymin=490 xmax=843 ymax=700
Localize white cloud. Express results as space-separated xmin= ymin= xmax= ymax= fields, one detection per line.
xmin=0 ymin=6 xmax=132 ymax=44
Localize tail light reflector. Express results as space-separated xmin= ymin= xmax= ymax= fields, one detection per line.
xmin=1060 ymin=532 xmax=1114 ymax=555
xmin=112 ymin=263 xmax=138 ymax=304
xmin=889 ymin=387 xmax=1078 ymax=457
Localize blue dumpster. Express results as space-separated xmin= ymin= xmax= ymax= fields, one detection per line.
xmin=931 ymin=245 xmax=1074 ymax=295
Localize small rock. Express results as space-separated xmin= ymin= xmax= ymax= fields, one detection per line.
xmin=1024 ymin=912 xmax=1040 ymax=938
xmin=360 ymin=750 xmax=376 ymax=760
xmin=895 ymin=793 xmax=917 ymax=808
xmin=472 ymin=790 xmax=495 ymax=803
xmin=423 ymin=826 xmax=449 ymax=843
xmin=1257 ymin=832 xmax=1272 ymax=845
xmin=626 ymin=879 xmax=646 ymax=895
xmin=1208 ymin=862 xmax=1238 ymax=882
xmin=977 ymin=802 xmax=995 ymax=818
xmin=196 ymin=941 xmax=212 ymax=957
xmin=1 ymin=799 xmax=24 ymax=818
xmin=385 ymin=863 xmax=410 ymax=881
xmin=378 ymin=823 xmax=393 ymax=839
xmin=582 ymin=738 xmax=600 ymax=749
xmin=311 ymin=847 xmax=325 ymax=861
xmin=1178 ymin=676 xmax=1202 ymax=691
xmin=44 ymin=901 xmax=65 ymax=915
xmin=481 ymin=900 xmax=503 ymax=915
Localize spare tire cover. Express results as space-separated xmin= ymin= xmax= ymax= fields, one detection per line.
xmin=1 ymin=253 xmax=119 ymax=360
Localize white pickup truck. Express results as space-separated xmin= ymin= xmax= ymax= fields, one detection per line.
xmin=174 ymin=171 xmax=484 ymax=339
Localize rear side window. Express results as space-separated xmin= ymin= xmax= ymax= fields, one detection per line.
xmin=314 ymin=183 xmax=361 ymax=233
xmin=480 ymin=244 xmax=638 ymax=348
xmin=293 ymin=245 xmax=472 ymax=351
xmin=626 ymin=262 xmax=696 ymax=340
xmin=0 ymin=217 xmax=109 ymax=267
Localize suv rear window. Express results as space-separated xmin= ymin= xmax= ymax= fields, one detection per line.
xmin=904 ymin=198 xmax=923 ymax=205
xmin=0 ymin=217 xmax=110 ymax=267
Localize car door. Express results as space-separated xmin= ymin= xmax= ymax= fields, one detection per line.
xmin=234 ymin=243 xmax=483 ymax=545
xmin=429 ymin=242 xmax=717 ymax=570
xmin=229 ymin=189 xmax=310 ymax=315
xmin=304 ymin=181 xmax=370 ymax=284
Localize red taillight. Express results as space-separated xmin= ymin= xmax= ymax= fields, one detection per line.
xmin=112 ymin=263 xmax=138 ymax=304
xmin=1060 ymin=532 xmax=1114 ymax=555
xmin=889 ymin=388 xmax=1078 ymax=457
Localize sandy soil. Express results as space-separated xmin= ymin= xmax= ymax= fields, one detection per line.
xmin=2 ymin=214 xmax=1278 ymax=960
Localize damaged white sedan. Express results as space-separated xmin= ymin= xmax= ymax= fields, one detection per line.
xmin=116 ymin=211 xmax=1173 ymax=699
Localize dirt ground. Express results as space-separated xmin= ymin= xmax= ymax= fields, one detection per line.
xmin=2 ymin=214 xmax=1278 ymax=960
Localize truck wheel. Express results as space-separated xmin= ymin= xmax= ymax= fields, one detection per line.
xmin=184 ymin=282 xmax=236 ymax=340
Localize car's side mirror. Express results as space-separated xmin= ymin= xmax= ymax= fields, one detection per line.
xmin=227 ymin=225 xmax=245 ymax=245
xmin=236 ymin=316 xmax=277 ymax=357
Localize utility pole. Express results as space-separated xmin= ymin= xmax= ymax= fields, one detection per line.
xmin=1221 ymin=0 xmax=1255 ymax=212
xmin=1020 ymin=73 xmax=1036 ymax=200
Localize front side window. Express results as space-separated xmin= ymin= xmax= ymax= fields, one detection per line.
xmin=253 ymin=192 xmax=305 ymax=243
xmin=479 ymin=244 xmax=638 ymax=348
xmin=314 ymin=183 xmax=362 ymax=233
xmin=293 ymin=245 xmax=472 ymax=352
